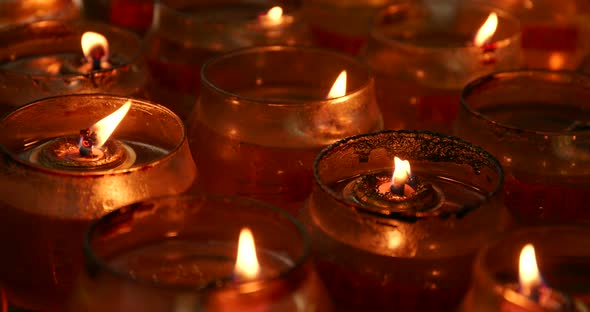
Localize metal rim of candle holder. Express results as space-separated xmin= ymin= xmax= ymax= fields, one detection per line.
xmin=0 ymin=19 xmax=143 ymax=79
xmin=83 ymin=193 xmax=312 ymax=294
xmin=461 ymin=69 xmax=590 ymax=137
xmin=200 ymin=45 xmax=375 ymax=105
xmin=370 ymin=2 xmax=521 ymax=52
xmin=0 ymin=94 xmax=187 ymax=177
xmin=313 ymin=129 xmax=504 ymax=221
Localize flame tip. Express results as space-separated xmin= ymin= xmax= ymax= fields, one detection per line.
xmin=474 ymin=12 xmax=498 ymax=47
xmin=327 ymin=70 xmax=347 ymax=98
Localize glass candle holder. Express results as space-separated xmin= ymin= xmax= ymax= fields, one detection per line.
xmin=0 ymin=0 xmax=78 ymax=27
xmin=302 ymin=0 xmax=389 ymax=55
xmin=189 ymin=45 xmax=383 ymax=215
xmin=364 ymin=1 xmax=521 ymax=134
xmin=300 ymin=130 xmax=510 ymax=311
xmin=455 ymin=70 xmax=590 ymax=226
xmin=0 ymin=20 xmax=148 ymax=117
xmin=82 ymin=0 xmax=154 ymax=34
xmin=460 ymin=226 xmax=590 ymax=311
xmin=144 ymin=0 xmax=312 ymax=120
xmin=68 ymin=194 xmax=331 ymax=311
xmin=0 ymin=95 xmax=196 ymax=311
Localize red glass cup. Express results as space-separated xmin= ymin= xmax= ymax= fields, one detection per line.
xmin=188 ymin=45 xmax=383 ymax=215
xmin=143 ymin=0 xmax=311 ymax=121
xmin=0 ymin=94 xmax=196 ymax=311
xmin=301 ymin=130 xmax=510 ymax=311
xmin=364 ymin=1 xmax=521 ymax=134
xmin=455 ymin=70 xmax=590 ymax=226
xmin=68 ymin=194 xmax=332 ymax=311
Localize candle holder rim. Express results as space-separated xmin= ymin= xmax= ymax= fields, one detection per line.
xmin=0 ymin=94 xmax=187 ymax=177
xmin=82 ymin=193 xmax=312 ymax=293
xmin=460 ymin=69 xmax=590 ymax=137
xmin=370 ymin=2 xmax=520 ymax=52
xmin=0 ymin=19 xmax=144 ymax=79
xmin=471 ymin=225 xmax=590 ymax=302
xmin=312 ymin=129 xmax=504 ymax=221
xmin=200 ymin=45 xmax=375 ymax=106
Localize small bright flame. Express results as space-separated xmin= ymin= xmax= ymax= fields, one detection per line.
xmin=548 ymin=52 xmax=566 ymax=70
xmin=234 ymin=228 xmax=260 ymax=281
xmin=267 ymin=6 xmax=283 ymax=21
xmin=392 ymin=156 xmax=411 ymax=189
xmin=519 ymin=244 xmax=543 ymax=297
xmin=326 ymin=70 xmax=347 ymax=98
xmin=81 ymin=31 xmax=109 ymax=63
xmin=474 ymin=12 xmax=498 ymax=47
xmin=90 ymin=101 xmax=131 ymax=148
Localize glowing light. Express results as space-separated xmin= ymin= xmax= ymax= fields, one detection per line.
xmin=267 ymin=6 xmax=283 ymax=21
xmin=392 ymin=156 xmax=412 ymax=190
xmin=90 ymin=101 xmax=131 ymax=148
xmin=81 ymin=31 xmax=109 ymax=64
xmin=474 ymin=12 xmax=498 ymax=47
xmin=548 ymin=52 xmax=566 ymax=70
xmin=326 ymin=70 xmax=347 ymax=98
xmin=234 ymin=228 xmax=260 ymax=281
xmin=259 ymin=6 xmax=285 ymax=27
xmin=519 ymin=243 xmax=543 ymax=297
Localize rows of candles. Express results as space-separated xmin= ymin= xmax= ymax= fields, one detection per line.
xmin=0 ymin=0 xmax=589 ymax=311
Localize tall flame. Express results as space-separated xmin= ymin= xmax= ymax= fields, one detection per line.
xmin=81 ymin=31 xmax=110 ymax=63
xmin=474 ymin=12 xmax=498 ymax=47
xmin=90 ymin=101 xmax=131 ymax=148
xmin=234 ymin=228 xmax=260 ymax=281
xmin=519 ymin=244 xmax=543 ymax=297
xmin=392 ymin=156 xmax=412 ymax=189
xmin=326 ymin=70 xmax=347 ymax=98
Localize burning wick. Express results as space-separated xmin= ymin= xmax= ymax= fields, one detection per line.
xmin=326 ymin=70 xmax=347 ymax=99
xmin=234 ymin=227 xmax=260 ymax=281
xmin=378 ymin=157 xmax=416 ymax=196
xmin=81 ymin=31 xmax=110 ymax=71
xmin=78 ymin=101 xmax=131 ymax=157
xmin=474 ymin=12 xmax=498 ymax=48
xmin=259 ymin=6 xmax=289 ymax=27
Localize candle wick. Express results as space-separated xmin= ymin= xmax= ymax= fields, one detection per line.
xmin=79 ymin=128 xmax=97 ymax=157
xmin=88 ymin=44 xmax=106 ymax=71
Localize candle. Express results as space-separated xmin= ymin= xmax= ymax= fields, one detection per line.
xmin=455 ymin=70 xmax=590 ymax=226
xmin=363 ymin=2 xmax=520 ymax=134
xmin=0 ymin=95 xmax=196 ymax=311
xmin=301 ymin=130 xmax=509 ymax=311
xmin=0 ymin=20 xmax=148 ymax=116
xmin=67 ymin=194 xmax=332 ymax=311
xmin=189 ymin=46 xmax=382 ymax=215
xmin=144 ymin=1 xmax=311 ymax=121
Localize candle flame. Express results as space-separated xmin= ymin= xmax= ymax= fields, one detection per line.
xmin=474 ymin=12 xmax=498 ymax=47
xmin=519 ymin=243 xmax=543 ymax=297
xmin=266 ymin=6 xmax=283 ymax=21
xmin=234 ymin=228 xmax=260 ymax=281
xmin=81 ymin=31 xmax=110 ymax=64
xmin=392 ymin=156 xmax=412 ymax=189
xmin=90 ymin=101 xmax=131 ymax=148
xmin=326 ymin=70 xmax=347 ymax=98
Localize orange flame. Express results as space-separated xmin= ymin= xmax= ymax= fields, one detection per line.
xmin=474 ymin=12 xmax=498 ymax=47
xmin=326 ymin=70 xmax=347 ymax=99
xmin=259 ymin=6 xmax=284 ymax=27
xmin=519 ymin=244 xmax=543 ymax=297
xmin=90 ymin=101 xmax=131 ymax=148
xmin=392 ymin=157 xmax=412 ymax=189
xmin=81 ymin=31 xmax=109 ymax=64
xmin=234 ymin=228 xmax=260 ymax=281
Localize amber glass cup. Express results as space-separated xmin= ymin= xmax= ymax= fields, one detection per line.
xmin=0 ymin=95 xmax=196 ymax=311
xmin=455 ymin=70 xmax=590 ymax=226
xmin=364 ymin=1 xmax=521 ymax=134
xmin=189 ymin=45 xmax=383 ymax=215
xmin=301 ymin=130 xmax=510 ymax=311
xmin=68 ymin=194 xmax=331 ymax=311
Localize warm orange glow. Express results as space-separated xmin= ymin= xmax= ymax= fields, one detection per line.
xmin=81 ymin=31 xmax=109 ymax=64
xmin=474 ymin=12 xmax=498 ymax=47
xmin=234 ymin=228 xmax=260 ymax=281
xmin=326 ymin=70 xmax=347 ymax=98
xmin=90 ymin=100 xmax=131 ymax=148
xmin=519 ymin=244 xmax=543 ymax=297
xmin=548 ymin=52 xmax=566 ymax=70
xmin=267 ymin=6 xmax=283 ymax=21
xmin=392 ymin=156 xmax=411 ymax=189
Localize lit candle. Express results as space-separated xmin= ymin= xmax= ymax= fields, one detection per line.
xmin=326 ymin=70 xmax=347 ymax=99
xmin=80 ymin=31 xmax=111 ymax=71
xmin=474 ymin=12 xmax=499 ymax=48
xmin=234 ymin=227 xmax=261 ymax=281
xmin=377 ymin=157 xmax=416 ymax=196
xmin=258 ymin=6 xmax=291 ymax=28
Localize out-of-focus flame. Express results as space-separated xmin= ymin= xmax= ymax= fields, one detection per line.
xmin=234 ymin=228 xmax=260 ymax=281
xmin=81 ymin=31 xmax=109 ymax=63
xmin=259 ymin=6 xmax=284 ymax=27
xmin=90 ymin=100 xmax=131 ymax=148
xmin=392 ymin=156 xmax=412 ymax=189
xmin=519 ymin=243 xmax=543 ymax=297
xmin=326 ymin=70 xmax=347 ymax=98
xmin=548 ymin=52 xmax=566 ymax=70
xmin=474 ymin=12 xmax=498 ymax=47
